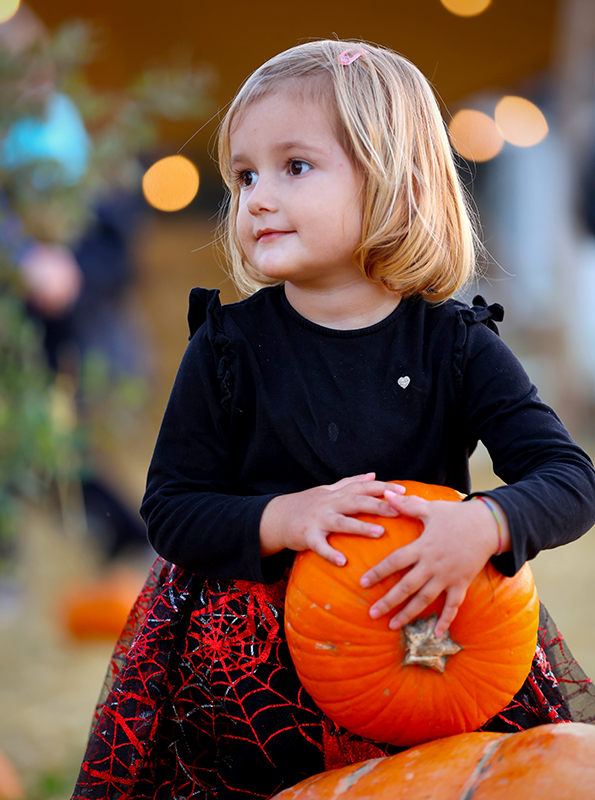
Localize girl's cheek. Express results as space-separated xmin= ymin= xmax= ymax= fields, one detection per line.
xmin=236 ymin=213 xmax=253 ymax=254
xmin=235 ymin=205 xmax=247 ymax=233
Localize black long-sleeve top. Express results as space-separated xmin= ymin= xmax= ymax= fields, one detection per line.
xmin=140 ymin=285 xmax=595 ymax=583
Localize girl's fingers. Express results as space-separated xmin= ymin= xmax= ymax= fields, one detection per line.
xmin=327 ymin=473 xmax=376 ymax=490
xmin=309 ymin=535 xmax=348 ymax=566
xmin=382 ymin=575 xmax=444 ymax=630
xmin=336 ymin=494 xmax=400 ymax=519
xmin=330 ymin=516 xmax=386 ymax=538
xmin=283 ymin=480 xmax=409 ymax=562
xmin=371 ymin=576 xmax=468 ymax=636
xmin=345 ymin=480 xmax=404 ymax=498
xmin=386 ymin=586 xmax=440 ymax=630
xmin=328 ymin=476 xmax=406 ymax=498
xmin=384 ymin=491 xmax=428 ymax=516
xmin=434 ymin=586 xmax=467 ymax=637
xmin=360 ymin=543 xmax=418 ymax=587
xmin=383 ymin=482 xmax=406 ymax=495
xmin=368 ymin=563 xmax=430 ymax=619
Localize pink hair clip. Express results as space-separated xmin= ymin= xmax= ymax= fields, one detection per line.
xmin=338 ymin=49 xmax=363 ymax=66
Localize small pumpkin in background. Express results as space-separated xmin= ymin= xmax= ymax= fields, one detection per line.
xmin=285 ymin=480 xmax=539 ymax=747
xmin=0 ymin=748 xmax=25 ymax=800
xmin=271 ymin=722 xmax=595 ymax=800
xmin=59 ymin=567 xmax=142 ymax=641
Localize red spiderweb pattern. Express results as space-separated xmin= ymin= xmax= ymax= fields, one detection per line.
xmin=72 ymin=560 xmax=388 ymax=799
xmin=478 ymin=605 xmax=595 ymax=734
xmin=536 ymin=604 xmax=595 ymax=724
xmin=90 ymin=559 xmax=172 ymax=729
xmin=72 ymin=558 xmax=595 ymax=800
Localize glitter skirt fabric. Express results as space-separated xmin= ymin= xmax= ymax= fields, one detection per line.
xmin=72 ymin=557 xmax=595 ymax=800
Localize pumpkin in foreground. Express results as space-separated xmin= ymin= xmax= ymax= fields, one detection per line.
xmin=271 ymin=722 xmax=595 ymax=800
xmin=285 ymin=480 xmax=539 ymax=746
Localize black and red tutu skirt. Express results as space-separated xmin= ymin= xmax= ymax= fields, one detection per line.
xmin=72 ymin=557 xmax=595 ymax=800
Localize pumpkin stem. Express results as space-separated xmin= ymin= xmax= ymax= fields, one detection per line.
xmin=402 ymin=615 xmax=462 ymax=673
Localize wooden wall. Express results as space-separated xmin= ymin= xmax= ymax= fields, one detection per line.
xmin=32 ymin=0 xmax=559 ymax=149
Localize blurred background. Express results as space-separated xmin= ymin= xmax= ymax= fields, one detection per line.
xmin=0 ymin=0 xmax=594 ymax=796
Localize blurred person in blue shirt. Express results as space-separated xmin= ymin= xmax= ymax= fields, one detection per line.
xmin=0 ymin=3 xmax=149 ymax=559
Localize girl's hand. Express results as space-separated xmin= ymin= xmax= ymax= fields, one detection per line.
xmin=260 ymin=474 xmax=406 ymax=565
xmin=360 ymin=492 xmax=510 ymax=637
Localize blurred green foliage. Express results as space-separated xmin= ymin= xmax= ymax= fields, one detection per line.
xmin=0 ymin=294 xmax=78 ymax=549
xmin=0 ymin=18 xmax=213 ymax=243
xmin=22 ymin=761 xmax=80 ymax=800
xmin=0 ymin=16 xmax=212 ymax=550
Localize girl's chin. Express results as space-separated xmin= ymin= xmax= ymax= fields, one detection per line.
xmin=252 ymin=262 xmax=308 ymax=281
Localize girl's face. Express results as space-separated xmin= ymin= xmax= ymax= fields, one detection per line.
xmin=230 ymin=89 xmax=364 ymax=290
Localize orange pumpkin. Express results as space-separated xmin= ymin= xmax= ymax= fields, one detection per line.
xmin=60 ymin=568 xmax=142 ymax=641
xmin=271 ymin=723 xmax=595 ymax=800
xmin=285 ymin=480 xmax=539 ymax=746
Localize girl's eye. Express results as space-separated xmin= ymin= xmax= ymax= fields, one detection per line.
xmin=235 ymin=169 xmax=258 ymax=188
xmin=288 ymin=159 xmax=312 ymax=176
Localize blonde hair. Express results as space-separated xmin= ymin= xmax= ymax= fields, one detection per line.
xmin=218 ymin=39 xmax=479 ymax=301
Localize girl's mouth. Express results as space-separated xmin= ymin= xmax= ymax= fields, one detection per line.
xmin=257 ymin=229 xmax=292 ymax=242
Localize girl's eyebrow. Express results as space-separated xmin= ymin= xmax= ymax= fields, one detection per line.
xmin=230 ymin=141 xmax=327 ymax=165
xmin=274 ymin=140 xmax=326 ymax=154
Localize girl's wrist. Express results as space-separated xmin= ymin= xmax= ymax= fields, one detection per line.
xmin=474 ymin=495 xmax=511 ymax=556
xmin=259 ymin=495 xmax=289 ymax=557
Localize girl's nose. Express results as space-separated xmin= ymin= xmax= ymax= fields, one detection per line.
xmin=246 ymin=175 xmax=277 ymax=215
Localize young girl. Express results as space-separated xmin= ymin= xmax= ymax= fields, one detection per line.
xmin=72 ymin=40 xmax=595 ymax=799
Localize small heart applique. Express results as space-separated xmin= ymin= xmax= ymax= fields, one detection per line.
xmin=398 ymin=376 xmax=410 ymax=389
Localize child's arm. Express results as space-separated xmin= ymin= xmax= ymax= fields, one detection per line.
xmin=359 ymin=492 xmax=511 ymax=638
xmin=259 ymin=474 xmax=405 ymax=565
xmin=143 ymin=315 xmax=400 ymax=583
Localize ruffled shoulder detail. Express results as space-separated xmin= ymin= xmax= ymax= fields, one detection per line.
xmin=188 ymin=286 xmax=220 ymax=338
xmin=453 ymin=295 xmax=505 ymax=393
xmin=458 ymin=294 xmax=504 ymax=333
xmin=187 ymin=287 xmax=235 ymax=413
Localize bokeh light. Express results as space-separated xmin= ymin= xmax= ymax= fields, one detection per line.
xmin=440 ymin=0 xmax=491 ymax=17
xmin=449 ymin=109 xmax=504 ymax=162
xmin=494 ymin=96 xmax=549 ymax=147
xmin=0 ymin=0 xmax=20 ymax=24
xmin=142 ymin=154 xmax=199 ymax=212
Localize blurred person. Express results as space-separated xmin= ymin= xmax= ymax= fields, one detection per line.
xmin=0 ymin=3 xmax=88 ymax=324
xmin=0 ymin=4 xmax=149 ymax=559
